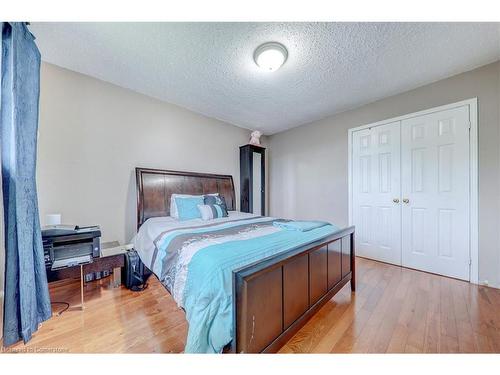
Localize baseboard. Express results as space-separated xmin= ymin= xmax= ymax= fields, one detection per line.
xmin=479 ymin=280 xmax=500 ymax=290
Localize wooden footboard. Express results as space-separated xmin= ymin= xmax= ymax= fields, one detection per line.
xmin=231 ymin=226 xmax=355 ymax=353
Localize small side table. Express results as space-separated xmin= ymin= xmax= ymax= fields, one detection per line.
xmin=47 ymin=249 xmax=128 ymax=310
xmin=78 ymin=251 xmax=126 ymax=309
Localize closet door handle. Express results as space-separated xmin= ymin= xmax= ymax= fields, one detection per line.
xmin=392 ymin=198 xmax=400 ymax=204
xmin=403 ymin=198 xmax=410 ymax=204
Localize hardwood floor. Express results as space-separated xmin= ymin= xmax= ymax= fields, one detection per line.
xmin=5 ymin=257 xmax=500 ymax=353
xmin=5 ymin=276 xmax=188 ymax=353
xmin=281 ymin=257 xmax=500 ymax=353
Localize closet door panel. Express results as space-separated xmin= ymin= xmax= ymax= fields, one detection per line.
xmin=352 ymin=122 xmax=402 ymax=265
xmin=401 ymin=105 xmax=470 ymax=280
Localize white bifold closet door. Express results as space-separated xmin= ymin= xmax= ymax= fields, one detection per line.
xmin=401 ymin=106 xmax=470 ymax=280
xmin=352 ymin=105 xmax=470 ymax=280
xmin=352 ymin=121 xmax=402 ymax=265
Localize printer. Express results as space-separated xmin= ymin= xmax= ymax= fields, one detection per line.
xmin=42 ymin=226 xmax=101 ymax=270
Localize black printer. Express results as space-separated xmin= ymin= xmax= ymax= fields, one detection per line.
xmin=42 ymin=226 xmax=101 ymax=270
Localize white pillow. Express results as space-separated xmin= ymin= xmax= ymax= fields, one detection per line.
xmin=198 ymin=203 xmax=228 ymax=221
xmin=197 ymin=204 xmax=213 ymax=221
xmin=170 ymin=193 xmax=219 ymax=219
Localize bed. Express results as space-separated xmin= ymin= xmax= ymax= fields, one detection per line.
xmin=133 ymin=167 xmax=355 ymax=353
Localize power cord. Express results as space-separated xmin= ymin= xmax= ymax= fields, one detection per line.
xmin=51 ymin=301 xmax=70 ymax=316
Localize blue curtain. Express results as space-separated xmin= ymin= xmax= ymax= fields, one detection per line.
xmin=1 ymin=22 xmax=51 ymax=346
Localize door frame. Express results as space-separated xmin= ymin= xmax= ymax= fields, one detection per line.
xmin=348 ymin=98 xmax=479 ymax=284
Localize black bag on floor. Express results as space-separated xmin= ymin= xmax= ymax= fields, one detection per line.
xmin=122 ymin=250 xmax=152 ymax=292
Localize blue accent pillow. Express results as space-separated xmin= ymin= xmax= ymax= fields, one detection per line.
xmin=204 ymin=195 xmax=228 ymax=215
xmin=175 ymin=196 xmax=204 ymax=221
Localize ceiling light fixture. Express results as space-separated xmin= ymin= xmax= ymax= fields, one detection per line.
xmin=254 ymin=42 xmax=288 ymax=72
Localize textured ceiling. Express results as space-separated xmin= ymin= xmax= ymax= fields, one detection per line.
xmin=30 ymin=22 xmax=500 ymax=135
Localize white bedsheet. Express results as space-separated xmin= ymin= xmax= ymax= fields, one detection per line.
xmin=132 ymin=211 xmax=259 ymax=268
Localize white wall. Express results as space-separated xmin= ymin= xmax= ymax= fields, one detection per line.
xmin=37 ymin=63 xmax=251 ymax=244
xmin=269 ymin=61 xmax=500 ymax=288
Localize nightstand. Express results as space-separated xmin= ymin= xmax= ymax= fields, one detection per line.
xmin=47 ymin=243 xmax=131 ymax=309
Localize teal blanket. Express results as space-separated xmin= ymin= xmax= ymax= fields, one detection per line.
xmin=273 ymin=220 xmax=330 ymax=231
xmin=151 ymin=217 xmax=340 ymax=353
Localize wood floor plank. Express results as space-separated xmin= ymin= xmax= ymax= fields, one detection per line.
xmin=385 ymin=270 xmax=419 ymax=352
xmin=4 ymin=257 xmax=500 ymax=353
xmin=422 ymin=274 xmax=442 ymax=353
xmin=404 ymin=275 xmax=431 ymax=353
xmin=370 ymin=271 xmax=410 ymax=352
xmin=439 ymin=277 xmax=459 ymax=340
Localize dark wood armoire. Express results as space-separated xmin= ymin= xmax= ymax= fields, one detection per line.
xmin=239 ymin=144 xmax=265 ymax=215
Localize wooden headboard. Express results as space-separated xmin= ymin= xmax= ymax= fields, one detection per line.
xmin=136 ymin=167 xmax=236 ymax=229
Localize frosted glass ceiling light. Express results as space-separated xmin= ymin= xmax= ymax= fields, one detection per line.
xmin=254 ymin=42 xmax=288 ymax=72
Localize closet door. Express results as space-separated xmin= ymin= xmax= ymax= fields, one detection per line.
xmin=352 ymin=122 xmax=401 ymax=265
xmin=401 ymin=106 xmax=470 ymax=280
